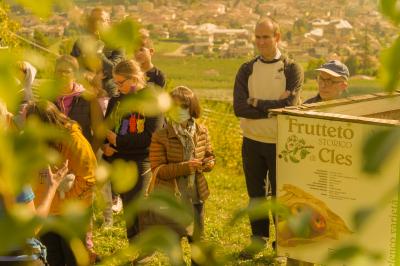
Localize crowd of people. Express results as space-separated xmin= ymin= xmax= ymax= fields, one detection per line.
xmin=0 ymin=8 xmax=352 ymax=266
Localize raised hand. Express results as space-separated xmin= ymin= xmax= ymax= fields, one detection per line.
xmin=46 ymin=160 xmax=69 ymax=188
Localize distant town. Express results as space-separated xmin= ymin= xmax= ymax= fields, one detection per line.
xmin=10 ymin=0 xmax=397 ymax=77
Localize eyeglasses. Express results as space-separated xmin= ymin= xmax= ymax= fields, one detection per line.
xmin=114 ymin=78 xmax=128 ymax=87
xmin=317 ymin=76 xmax=344 ymax=86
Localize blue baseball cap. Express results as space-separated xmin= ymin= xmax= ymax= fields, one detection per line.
xmin=316 ymin=60 xmax=350 ymax=80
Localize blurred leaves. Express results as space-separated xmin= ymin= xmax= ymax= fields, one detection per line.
xmin=100 ymin=227 xmax=184 ymax=266
xmin=0 ymin=117 xmax=65 ymax=204
xmin=353 ymin=206 xmax=375 ymax=231
xmin=70 ymin=238 xmax=90 ymax=266
xmin=379 ymin=0 xmax=400 ymax=25
xmin=108 ymin=159 xmax=138 ymax=194
xmin=0 ymin=208 xmax=40 ymax=255
xmin=0 ymin=50 xmax=21 ymax=113
xmin=132 ymin=227 xmax=184 ymax=265
xmin=362 ymin=128 xmax=400 ymax=173
xmin=230 ymin=198 xmax=289 ymax=226
xmin=327 ymin=245 xmax=363 ymax=262
xmin=35 ymin=79 xmax=63 ymax=101
xmin=10 ymin=0 xmax=73 ymax=18
xmin=286 ymin=209 xmax=313 ymax=238
xmin=379 ymin=36 xmax=400 ymax=92
xmin=101 ymin=18 xmax=141 ymax=55
xmin=74 ymin=36 xmax=103 ymax=73
xmin=42 ymin=202 xmax=91 ymax=265
xmin=124 ymin=189 xmax=193 ymax=229
xmin=191 ymin=242 xmax=225 ymax=266
xmin=117 ymin=87 xmax=171 ymax=116
xmin=326 ymin=244 xmax=382 ymax=263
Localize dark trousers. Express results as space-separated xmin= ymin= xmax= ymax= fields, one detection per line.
xmin=190 ymin=203 xmax=204 ymax=243
xmin=120 ymin=159 xmax=151 ymax=241
xmin=242 ymin=137 xmax=276 ymax=240
xmin=40 ymin=232 xmax=77 ymax=266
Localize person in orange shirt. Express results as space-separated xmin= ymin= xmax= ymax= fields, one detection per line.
xmin=26 ymin=101 xmax=97 ymax=266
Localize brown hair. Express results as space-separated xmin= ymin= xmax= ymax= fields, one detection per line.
xmin=55 ymin=55 xmax=79 ymax=73
xmin=257 ymin=17 xmax=280 ymax=36
xmin=25 ymin=100 xmax=77 ymax=131
xmin=170 ymin=86 xmax=201 ymax=119
xmin=114 ymin=60 xmax=146 ymax=89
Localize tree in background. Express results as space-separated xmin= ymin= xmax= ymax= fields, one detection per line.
xmin=304 ymin=58 xmax=325 ymax=81
xmin=344 ymin=54 xmax=360 ymax=76
xmin=0 ymin=3 xmax=20 ymax=48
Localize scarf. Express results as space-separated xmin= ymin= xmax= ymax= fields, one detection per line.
xmin=171 ymin=119 xmax=199 ymax=202
xmin=57 ymin=83 xmax=85 ymax=115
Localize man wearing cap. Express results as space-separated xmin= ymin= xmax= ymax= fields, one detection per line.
xmin=233 ymin=17 xmax=303 ymax=258
xmin=304 ymin=60 xmax=349 ymax=104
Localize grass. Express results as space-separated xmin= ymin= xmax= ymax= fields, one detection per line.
xmin=92 ymin=167 xmax=276 ymax=265
xmin=153 ymin=41 xmax=183 ymax=55
xmin=153 ymin=55 xmax=248 ymax=90
xmin=152 ymin=40 xmax=250 ymax=90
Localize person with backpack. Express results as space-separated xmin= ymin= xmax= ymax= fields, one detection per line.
xmin=233 ymin=17 xmax=303 ymax=258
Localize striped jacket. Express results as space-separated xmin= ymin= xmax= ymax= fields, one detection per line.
xmin=149 ymin=122 xmax=214 ymax=201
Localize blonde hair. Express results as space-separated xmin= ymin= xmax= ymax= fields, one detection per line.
xmin=114 ymin=60 xmax=146 ymax=89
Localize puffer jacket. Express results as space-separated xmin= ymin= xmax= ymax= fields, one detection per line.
xmin=149 ymin=122 xmax=214 ymax=201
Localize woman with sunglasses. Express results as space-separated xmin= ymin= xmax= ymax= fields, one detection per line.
xmin=102 ymin=59 xmax=162 ymax=243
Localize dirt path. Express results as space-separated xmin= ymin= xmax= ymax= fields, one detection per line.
xmin=164 ymin=44 xmax=191 ymax=57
